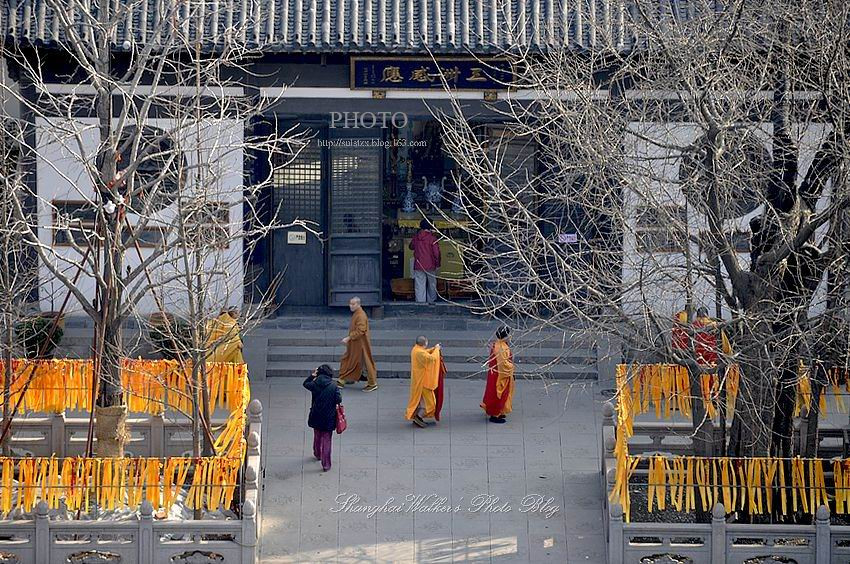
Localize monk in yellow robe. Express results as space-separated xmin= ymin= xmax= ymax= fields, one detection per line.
xmin=480 ymin=326 xmax=514 ymax=423
xmin=206 ymin=308 xmax=244 ymax=364
xmin=337 ymin=297 xmax=378 ymax=391
xmin=406 ymin=336 xmax=441 ymax=428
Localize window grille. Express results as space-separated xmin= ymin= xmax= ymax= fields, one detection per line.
xmin=330 ymin=146 xmax=381 ymax=235
xmin=272 ymin=140 xmax=322 ymax=225
xmin=52 ymin=200 xmax=165 ymax=248
xmin=635 ymin=204 xmax=686 ymax=253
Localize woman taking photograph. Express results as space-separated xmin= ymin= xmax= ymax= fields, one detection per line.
xmin=303 ymin=364 xmax=343 ymax=471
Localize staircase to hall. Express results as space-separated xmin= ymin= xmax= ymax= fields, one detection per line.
xmin=51 ymin=307 xmax=615 ymax=382
xmin=262 ymin=309 xmax=602 ymax=380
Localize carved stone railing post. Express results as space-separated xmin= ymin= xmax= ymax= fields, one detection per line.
xmin=605 ymin=467 xmax=616 ymax=501
xmin=608 ymin=503 xmax=624 ymax=564
xmin=51 ymin=413 xmax=65 ymax=458
xmin=816 ymin=504 xmax=830 ymax=564
xmin=35 ymin=501 xmax=49 ymax=564
xmin=247 ymin=431 xmax=260 ymax=457
xmin=246 ymin=399 xmax=262 ymax=507
xmin=139 ymin=500 xmax=153 ymax=562
xmin=241 ymin=499 xmax=257 ymax=563
xmin=244 ymin=464 xmax=258 ymax=492
xmin=604 ymin=467 xmax=616 ymax=543
xmin=247 ymin=399 xmax=263 ymax=440
xmin=243 ymin=399 xmax=262 ymax=563
xmin=150 ymin=414 xmax=164 ymax=458
xmin=711 ymin=503 xmax=726 ymax=564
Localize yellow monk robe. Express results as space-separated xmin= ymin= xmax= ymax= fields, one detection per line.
xmin=339 ymin=308 xmax=378 ymax=384
xmin=405 ymin=344 xmax=441 ymax=420
xmin=206 ymin=312 xmax=244 ymax=364
xmin=480 ymin=338 xmax=515 ymax=417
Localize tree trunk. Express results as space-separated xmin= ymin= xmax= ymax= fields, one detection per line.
xmin=90 ymin=6 xmax=128 ymax=459
xmin=771 ymin=362 xmax=798 ymax=458
xmin=192 ymin=360 xmax=202 ymax=519
xmin=688 ymin=366 xmax=714 ymax=522
xmin=730 ymin=326 xmax=775 ymax=457
xmin=801 ymin=371 xmax=824 ymax=458
xmin=688 ymin=367 xmax=715 ymax=457
xmin=94 ymin=316 xmax=127 ymax=457
xmin=200 ymin=360 xmax=213 ymax=457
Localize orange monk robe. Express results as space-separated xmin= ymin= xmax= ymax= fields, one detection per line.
xmin=480 ymin=339 xmax=514 ymax=417
xmin=405 ymin=344 xmax=441 ymax=420
xmin=206 ymin=313 xmax=244 ymax=364
xmin=339 ymin=308 xmax=378 ymax=384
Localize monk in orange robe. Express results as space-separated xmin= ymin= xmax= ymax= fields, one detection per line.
xmin=481 ymin=326 xmax=514 ymax=423
xmin=206 ymin=308 xmax=244 ymax=364
xmin=337 ymin=297 xmax=378 ymax=391
xmin=405 ymin=336 xmax=441 ymax=428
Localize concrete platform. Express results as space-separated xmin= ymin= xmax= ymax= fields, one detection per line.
xmin=253 ymin=378 xmax=607 ymax=563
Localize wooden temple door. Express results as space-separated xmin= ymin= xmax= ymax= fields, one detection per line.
xmin=327 ymin=130 xmax=383 ymax=306
xmin=271 ymin=124 xmax=328 ymax=306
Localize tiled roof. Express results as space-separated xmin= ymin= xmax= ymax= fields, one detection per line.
xmin=0 ymin=0 xmax=685 ymax=53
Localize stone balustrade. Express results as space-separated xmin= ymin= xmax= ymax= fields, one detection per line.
xmin=0 ymin=399 xmax=264 ymax=564
xmin=601 ymin=400 xmax=850 ymax=563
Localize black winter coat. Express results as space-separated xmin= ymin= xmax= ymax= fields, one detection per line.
xmin=303 ymin=374 xmax=342 ymax=432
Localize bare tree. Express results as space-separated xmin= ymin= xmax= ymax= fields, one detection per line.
xmin=0 ymin=113 xmax=39 ymax=455
xmin=0 ymin=1 xmax=306 ymax=456
xmin=437 ymin=0 xmax=850 ymax=459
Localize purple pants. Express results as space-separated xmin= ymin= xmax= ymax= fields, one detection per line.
xmin=312 ymin=429 xmax=333 ymax=471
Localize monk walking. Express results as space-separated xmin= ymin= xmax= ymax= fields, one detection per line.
xmin=406 ymin=336 xmax=442 ymax=428
xmin=481 ymin=326 xmax=515 ymax=423
xmin=337 ymin=297 xmax=378 ymax=391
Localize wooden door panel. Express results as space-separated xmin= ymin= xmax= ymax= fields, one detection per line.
xmin=328 ymin=139 xmax=382 ymax=306
xmin=272 ymin=127 xmax=327 ymax=306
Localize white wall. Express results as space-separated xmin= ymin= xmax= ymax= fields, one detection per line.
xmin=35 ymin=117 xmax=244 ymax=316
xmin=622 ymin=122 xmax=832 ymax=320
xmin=0 ymin=59 xmax=19 ymax=119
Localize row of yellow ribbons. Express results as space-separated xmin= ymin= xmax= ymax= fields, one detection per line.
xmin=0 ymin=359 xmax=250 ymax=460
xmin=613 ymin=363 xmax=850 ymax=521
xmin=610 ymin=455 xmax=850 ymax=521
xmin=615 ymin=363 xmax=850 ymax=435
xmin=0 ymin=456 xmax=241 ymax=515
xmin=0 ymin=359 xmax=248 ymax=416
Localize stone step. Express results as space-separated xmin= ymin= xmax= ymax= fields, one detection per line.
xmin=267 ymin=330 xmax=590 ymax=348
xmin=266 ymin=345 xmax=594 ymax=365
xmin=264 ymin=312 xmax=503 ymax=330
xmin=266 ymin=360 xmax=597 ymax=379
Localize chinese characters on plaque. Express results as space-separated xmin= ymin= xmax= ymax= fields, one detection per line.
xmin=351 ymin=58 xmax=513 ymax=90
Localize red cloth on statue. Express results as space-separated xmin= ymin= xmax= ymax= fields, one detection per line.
xmin=694 ymin=317 xmax=719 ymax=366
xmin=672 ymin=310 xmax=690 ymax=351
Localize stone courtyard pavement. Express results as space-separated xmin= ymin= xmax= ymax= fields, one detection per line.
xmin=251 ymin=377 xmax=606 ymax=563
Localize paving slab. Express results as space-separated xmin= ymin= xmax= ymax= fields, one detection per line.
xmin=256 ymin=378 xmax=605 ymax=563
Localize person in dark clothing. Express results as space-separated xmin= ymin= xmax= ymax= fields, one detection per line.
xmin=303 ymin=364 xmax=342 ymax=472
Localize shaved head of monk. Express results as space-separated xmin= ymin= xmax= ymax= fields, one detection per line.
xmin=349 ymin=297 xmax=361 ymax=312
xmin=416 ymin=335 xmax=428 ymax=347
